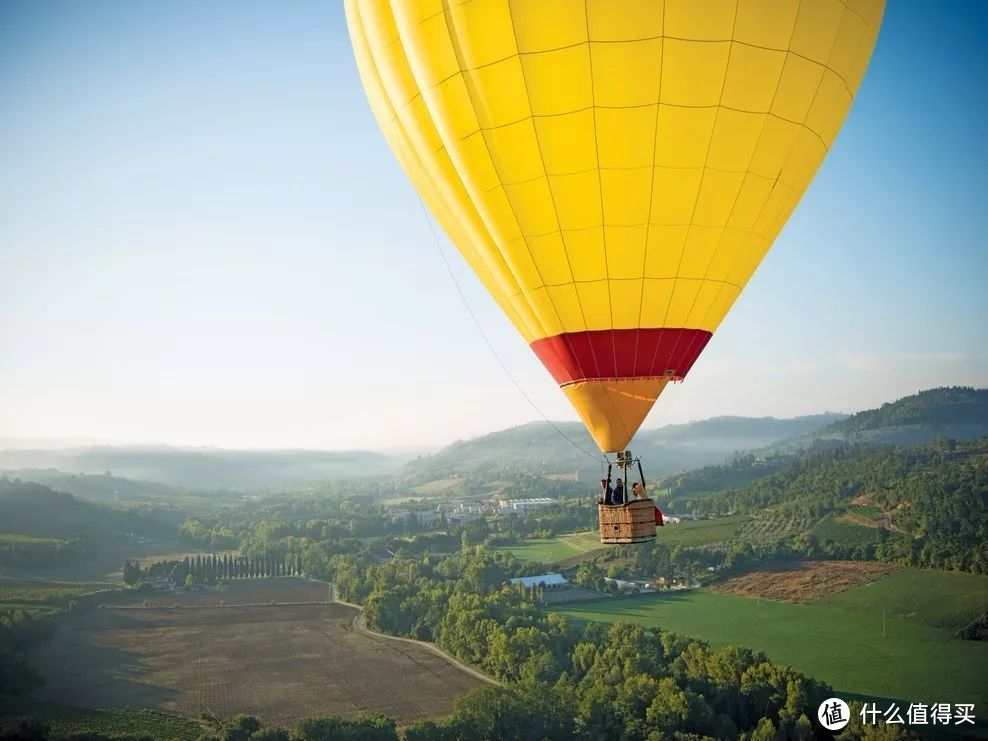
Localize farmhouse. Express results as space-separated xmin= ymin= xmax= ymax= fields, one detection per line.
xmin=509 ymin=573 xmax=568 ymax=590
xmin=603 ymin=577 xmax=637 ymax=591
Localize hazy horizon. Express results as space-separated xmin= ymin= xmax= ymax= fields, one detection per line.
xmin=3 ymin=1 xmax=986 ymax=450
xmin=0 ymin=393 xmax=946 ymax=453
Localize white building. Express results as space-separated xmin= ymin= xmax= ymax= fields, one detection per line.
xmin=503 ymin=497 xmax=556 ymax=512
xmin=509 ymin=573 xmax=568 ymax=589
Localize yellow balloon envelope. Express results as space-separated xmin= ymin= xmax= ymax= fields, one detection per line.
xmin=345 ymin=0 xmax=884 ymax=453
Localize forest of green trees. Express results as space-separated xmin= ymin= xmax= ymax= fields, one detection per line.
xmin=823 ymin=386 xmax=987 ymax=434
xmin=683 ymin=439 xmax=988 ymax=573
xmin=0 ymin=480 xmax=178 ymax=536
xmin=313 ymin=546 xmax=829 ymax=740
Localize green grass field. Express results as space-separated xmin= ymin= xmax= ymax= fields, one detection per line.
xmin=554 ymin=590 xmax=988 ymax=708
xmin=410 ymin=478 xmax=461 ymax=495
xmin=658 ymin=515 xmax=745 ymax=546
xmin=497 ymin=531 xmax=603 ymax=563
xmin=821 ymin=568 xmax=988 ymax=632
xmin=377 ymin=495 xmax=424 ymax=506
xmin=497 ymin=515 xmax=745 ymax=563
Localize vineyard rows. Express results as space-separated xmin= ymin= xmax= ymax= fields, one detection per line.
xmin=846 ymin=504 xmax=884 ymax=521
xmin=735 ymin=514 xmax=813 ymax=544
xmin=812 ymin=516 xmax=880 ymax=547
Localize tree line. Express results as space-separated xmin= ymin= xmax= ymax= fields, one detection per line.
xmin=125 ymin=553 xmax=304 ymax=586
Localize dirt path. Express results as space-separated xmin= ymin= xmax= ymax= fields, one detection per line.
xmin=319 ymin=579 xmax=499 ymax=686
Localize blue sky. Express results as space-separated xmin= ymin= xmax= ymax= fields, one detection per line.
xmin=1 ymin=1 xmax=985 ymax=450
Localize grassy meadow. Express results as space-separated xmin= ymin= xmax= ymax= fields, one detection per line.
xmin=821 ymin=567 xmax=988 ymax=632
xmin=497 ymin=531 xmax=603 ymax=563
xmin=497 ymin=515 xmax=745 ymax=564
xmin=657 ymin=514 xmax=745 ymax=547
xmin=554 ymin=586 xmax=988 ymax=708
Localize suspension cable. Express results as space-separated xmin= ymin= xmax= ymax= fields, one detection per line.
xmin=389 ymin=119 xmax=606 ymax=464
xmin=415 ymin=199 xmax=606 ymax=464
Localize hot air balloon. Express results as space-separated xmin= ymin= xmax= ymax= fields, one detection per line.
xmin=345 ymin=0 xmax=883 ymax=542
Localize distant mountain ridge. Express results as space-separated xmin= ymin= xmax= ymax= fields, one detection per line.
xmin=0 ymin=468 xmax=178 ymax=504
xmin=769 ymin=387 xmax=988 ymax=452
xmin=4 ymin=388 xmax=982 ymax=491
xmin=402 ymin=413 xmax=846 ymax=479
xmin=0 ymin=446 xmax=404 ymax=491
xmin=405 ymin=387 xmax=988 ymax=479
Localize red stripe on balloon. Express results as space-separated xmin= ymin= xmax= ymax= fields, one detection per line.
xmin=530 ymin=328 xmax=712 ymax=386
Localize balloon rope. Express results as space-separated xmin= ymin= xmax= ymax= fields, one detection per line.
xmin=414 ymin=196 xmax=607 ymax=465
xmin=388 ymin=118 xmax=606 ymax=464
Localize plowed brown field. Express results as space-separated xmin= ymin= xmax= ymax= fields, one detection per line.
xmin=30 ymin=579 xmax=481 ymax=727
xmin=709 ymin=561 xmax=898 ymax=603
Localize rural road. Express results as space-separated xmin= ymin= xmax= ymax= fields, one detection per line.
xmin=314 ymin=578 xmax=499 ymax=686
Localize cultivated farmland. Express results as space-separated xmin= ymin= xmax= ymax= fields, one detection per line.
xmin=554 ymin=588 xmax=988 ymax=708
xmin=811 ymin=516 xmax=880 ymax=547
xmin=709 ymin=561 xmax=897 ymax=603
xmin=29 ymin=579 xmax=482 ymax=728
xmin=846 ymin=503 xmax=884 ymax=522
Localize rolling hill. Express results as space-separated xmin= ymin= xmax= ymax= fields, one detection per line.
xmin=695 ymin=436 xmax=988 ymax=573
xmin=406 ymin=388 xmax=987 ymax=485
xmin=760 ymin=387 xmax=988 ymax=454
xmin=0 ymin=469 xmax=179 ymax=504
xmin=0 ymin=480 xmax=180 ymax=544
xmin=0 ymin=447 xmax=405 ymax=491
xmin=402 ymin=414 xmax=844 ymax=479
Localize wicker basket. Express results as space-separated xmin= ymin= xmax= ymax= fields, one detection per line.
xmin=598 ymin=498 xmax=657 ymax=544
